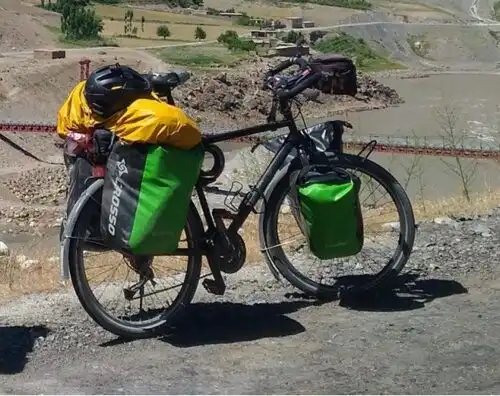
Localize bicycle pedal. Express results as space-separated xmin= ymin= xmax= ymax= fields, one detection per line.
xmin=202 ymin=278 xmax=226 ymax=295
xmin=212 ymin=208 xmax=236 ymax=220
xmin=123 ymin=287 xmax=137 ymax=301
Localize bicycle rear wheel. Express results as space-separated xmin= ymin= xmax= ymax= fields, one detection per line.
xmin=66 ymin=182 xmax=203 ymax=338
xmin=260 ymin=153 xmax=416 ymax=299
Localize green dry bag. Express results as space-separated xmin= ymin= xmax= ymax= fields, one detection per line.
xmin=100 ymin=141 xmax=204 ymax=255
xmin=290 ymin=165 xmax=364 ymax=260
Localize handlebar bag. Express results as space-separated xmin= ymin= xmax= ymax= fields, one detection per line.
xmin=309 ymin=53 xmax=357 ymax=97
xmin=288 ymin=165 xmax=364 ymax=260
xmin=100 ymin=140 xmax=204 ymax=255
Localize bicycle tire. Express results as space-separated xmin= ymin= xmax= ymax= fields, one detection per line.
xmin=260 ymin=153 xmax=416 ymax=299
xmin=67 ymin=182 xmax=203 ymax=338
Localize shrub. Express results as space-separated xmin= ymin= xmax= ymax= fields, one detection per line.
xmin=194 ymin=26 xmax=207 ymax=40
xmin=156 ymin=24 xmax=171 ymax=39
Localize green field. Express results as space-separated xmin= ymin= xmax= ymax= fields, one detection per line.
xmin=151 ymin=44 xmax=247 ymax=68
xmin=314 ymin=32 xmax=406 ymax=72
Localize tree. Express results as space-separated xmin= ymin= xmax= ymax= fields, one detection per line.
xmin=310 ymin=30 xmax=326 ymax=44
xmin=194 ymin=26 xmax=206 ymax=40
xmin=141 ymin=16 xmax=145 ymax=32
xmin=55 ymin=0 xmax=103 ymax=41
xmin=283 ymin=30 xmax=300 ymax=44
xmin=156 ymin=25 xmax=171 ymax=39
xmin=218 ymin=30 xmax=255 ymax=52
xmin=236 ymin=13 xmax=251 ymax=26
xmin=124 ymin=10 xmax=134 ymax=36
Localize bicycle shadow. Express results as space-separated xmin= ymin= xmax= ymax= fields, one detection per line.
xmin=100 ymin=299 xmax=324 ymax=348
xmin=160 ymin=299 xmax=323 ymax=348
xmin=337 ymin=272 xmax=468 ymax=312
xmin=0 ymin=325 xmax=50 ymax=375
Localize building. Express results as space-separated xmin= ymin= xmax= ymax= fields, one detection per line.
xmin=285 ymin=17 xmax=303 ymax=29
xmin=250 ymin=30 xmax=279 ymax=39
xmin=302 ymin=20 xmax=315 ymax=28
xmin=251 ymin=29 xmax=279 ymax=45
xmin=271 ymin=44 xmax=310 ymax=57
xmin=219 ymin=12 xmax=244 ymax=18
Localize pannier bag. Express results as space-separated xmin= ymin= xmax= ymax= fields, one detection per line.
xmin=61 ymin=129 xmax=114 ymax=246
xmin=309 ymin=53 xmax=358 ymax=97
xmin=100 ymin=140 xmax=204 ymax=255
xmin=289 ymin=165 xmax=364 ymax=260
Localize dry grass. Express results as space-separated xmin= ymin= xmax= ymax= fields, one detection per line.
xmin=103 ymin=20 xmax=252 ymax=42
xmin=0 ymin=246 xmax=61 ymax=302
xmin=203 ymin=0 xmax=364 ymax=25
xmin=2 ymin=140 xmax=500 ymax=301
xmin=113 ymin=37 xmax=189 ymax=47
xmin=413 ymin=187 xmax=500 ymax=220
xmin=1 ymin=186 xmax=499 ymax=302
xmin=94 ymin=3 xmax=236 ymax=26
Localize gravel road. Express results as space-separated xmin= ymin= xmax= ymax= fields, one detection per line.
xmin=1 ymin=211 xmax=500 ymax=394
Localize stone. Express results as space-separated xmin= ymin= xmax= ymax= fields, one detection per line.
xmin=382 ymin=222 xmax=400 ymax=231
xmin=0 ymin=241 xmax=9 ymax=256
xmin=433 ymin=216 xmax=456 ymax=225
xmin=15 ymin=255 xmax=27 ymax=264
xmin=20 ymin=259 xmax=40 ymax=270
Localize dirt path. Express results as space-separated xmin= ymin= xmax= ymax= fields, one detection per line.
xmin=1 ymin=213 xmax=500 ymax=393
xmin=1 ymin=272 xmax=499 ymax=393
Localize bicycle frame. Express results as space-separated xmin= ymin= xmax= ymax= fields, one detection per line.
xmin=169 ymin=108 xmax=314 ymax=257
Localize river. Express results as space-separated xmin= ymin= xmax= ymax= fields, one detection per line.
xmin=334 ymin=73 xmax=500 ymax=203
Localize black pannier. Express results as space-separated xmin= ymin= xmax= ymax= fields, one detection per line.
xmin=309 ymin=53 xmax=358 ymax=97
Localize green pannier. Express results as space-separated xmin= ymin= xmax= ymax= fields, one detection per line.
xmin=289 ymin=165 xmax=364 ymax=260
xmin=100 ymin=140 xmax=204 ymax=255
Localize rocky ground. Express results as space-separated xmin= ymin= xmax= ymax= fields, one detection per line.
xmin=172 ymin=58 xmax=404 ymax=131
xmin=1 ymin=211 xmax=500 ymax=392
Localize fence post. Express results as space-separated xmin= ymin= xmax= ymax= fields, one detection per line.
xmin=79 ymin=58 xmax=91 ymax=81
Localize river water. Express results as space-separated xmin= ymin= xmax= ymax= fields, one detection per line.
xmin=222 ymin=73 xmax=500 ymax=203
xmin=351 ymin=73 xmax=500 ymax=142
xmin=332 ymin=73 xmax=500 ymax=202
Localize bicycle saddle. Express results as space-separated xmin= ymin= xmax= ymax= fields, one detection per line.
xmin=144 ymin=71 xmax=191 ymax=96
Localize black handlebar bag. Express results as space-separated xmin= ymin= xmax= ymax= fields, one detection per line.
xmin=309 ymin=53 xmax=358 ymax=97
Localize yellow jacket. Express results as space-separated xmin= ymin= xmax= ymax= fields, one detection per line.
xmin=56 ymin=80 xmax=201 ymax=150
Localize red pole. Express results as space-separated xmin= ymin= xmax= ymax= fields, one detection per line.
xmin=79 ymin=58 xmax=91 ymax=81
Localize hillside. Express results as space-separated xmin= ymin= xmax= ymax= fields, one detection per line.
xmin=0 ymin=0 xmax=59 ymax=52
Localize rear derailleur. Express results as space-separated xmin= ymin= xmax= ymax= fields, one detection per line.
xmin=122 ymin=255 xmax=156 ymax=301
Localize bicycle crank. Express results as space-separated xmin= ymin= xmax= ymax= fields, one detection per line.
xmin=212 ymin=230 xmax=246 ymax=274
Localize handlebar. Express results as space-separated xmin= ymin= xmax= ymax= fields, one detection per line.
xmin=142 ymin=58 xmax=320 ymax=120
xmin=263 ymin=55 xmax=321 ymax=102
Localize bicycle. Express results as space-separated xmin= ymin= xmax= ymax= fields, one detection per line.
xmin=60 ymin=57 xmax=416 ymax=339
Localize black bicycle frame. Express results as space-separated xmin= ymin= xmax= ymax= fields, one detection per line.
xmin=159 ymin=83 xmax=314 ymax=257
xmin=166 ymin=111 xmax=309 ymax=257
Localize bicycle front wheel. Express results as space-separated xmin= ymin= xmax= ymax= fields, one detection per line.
xmin=260 ymin=153 xmax=416 ymax=299
xmin=66 ymin=182 xmax=203 ymax=338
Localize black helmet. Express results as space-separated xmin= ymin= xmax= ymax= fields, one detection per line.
xmin=84 ymin=63 xmax=152 ymax=118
